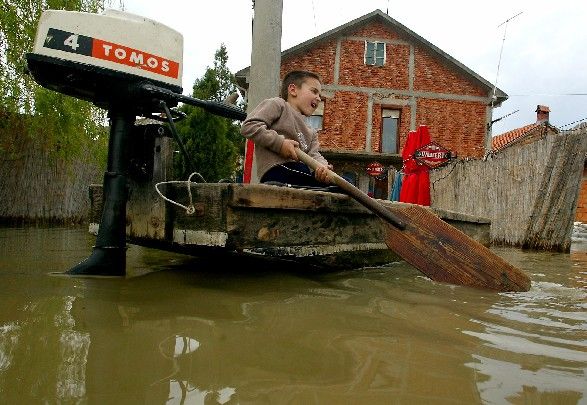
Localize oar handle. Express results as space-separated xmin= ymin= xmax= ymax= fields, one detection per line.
xmin=296 ymin=149 xmax=406 ymax=230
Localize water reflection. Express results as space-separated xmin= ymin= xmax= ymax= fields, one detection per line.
xmin=0 ymin=227 xmax=585 ymax=404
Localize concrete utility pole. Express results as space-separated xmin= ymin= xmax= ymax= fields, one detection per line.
xmin=243 ymin=0 xmax=283 ymax=183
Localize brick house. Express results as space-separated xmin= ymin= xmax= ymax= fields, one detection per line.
xmin=236 ymin=9 xmax=507 ymax=197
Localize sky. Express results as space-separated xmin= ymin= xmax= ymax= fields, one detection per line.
xmin=119 ymin=0 xmax=586 ymax=136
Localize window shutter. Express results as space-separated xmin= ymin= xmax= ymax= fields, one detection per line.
xmin=365 ymin=41 xmax=375 ymax=65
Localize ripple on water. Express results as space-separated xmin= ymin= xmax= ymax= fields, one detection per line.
xmin=461 ymin=276 xmax=587 ymax=404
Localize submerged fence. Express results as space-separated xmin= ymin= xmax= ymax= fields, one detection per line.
xmin=430 ymin=127 xmax=587 ymax=252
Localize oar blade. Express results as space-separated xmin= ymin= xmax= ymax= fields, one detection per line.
xmin=382 ymin=204 xmax=531 ymax=292
xmin=295 ymin=147 xmax=530 ymax=292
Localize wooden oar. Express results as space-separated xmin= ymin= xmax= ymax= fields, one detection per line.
xmin=296 ymin=149 xmax=531 ymax=292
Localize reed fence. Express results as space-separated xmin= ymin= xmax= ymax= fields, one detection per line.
xmin=430 ymin=127 xmax=587 ymax=251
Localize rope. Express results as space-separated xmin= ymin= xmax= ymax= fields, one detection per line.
xmin=155 ymin=164 xmax=312 ymax=215
xmin=154 ymin=172 xmax=206 ymax=215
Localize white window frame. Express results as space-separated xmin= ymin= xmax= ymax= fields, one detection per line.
xmin=364 ymin=41 xmax=386 ymax=66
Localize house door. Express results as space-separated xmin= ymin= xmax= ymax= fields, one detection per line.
xmin=369 ymin=176 xmax=388 ymax=199
xmin=374 ymin=177 xmax=388 ymax=199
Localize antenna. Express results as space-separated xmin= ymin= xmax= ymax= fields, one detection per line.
xmin=491 ymin=11 xmax=523 ymax=107
xmin=311 ymin=0 xmax=317 ymax=35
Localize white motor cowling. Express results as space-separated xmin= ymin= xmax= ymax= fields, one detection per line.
xmin=26 ymin=9 xmax=183 ymax=108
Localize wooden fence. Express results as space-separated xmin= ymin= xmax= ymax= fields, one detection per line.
xmin=0 ymin=135 xmax=103 ymax=224
xmin=430 ymin=127 xmax=587 ymax=251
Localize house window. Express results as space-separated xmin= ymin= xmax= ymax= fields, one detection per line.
xmin=381 ymin=109 xmax=400 ymax=153
xmin=305 ymin=101 xmax=324 ymax=131
xmin=365 ymin=41 xmax=385 ymax=66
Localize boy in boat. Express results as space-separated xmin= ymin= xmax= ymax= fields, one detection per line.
xmin=240 ymin=70 xmax=332 ymax=187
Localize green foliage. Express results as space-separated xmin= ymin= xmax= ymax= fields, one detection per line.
xmin=175 ymin=108 xmax=240 ymax=182
xmin=0 ymin=0 xmax=111 ymax=164
xmin=174 ymin=44 xmax=245 ymax=182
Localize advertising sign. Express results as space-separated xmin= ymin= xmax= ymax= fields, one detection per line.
xmin=414 ymin=142 xmax=455 ymax=169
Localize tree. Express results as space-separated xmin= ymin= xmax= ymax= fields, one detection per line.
xmin=174 ymin=44 xmax=245 ymax=182
xmin=0 ymin=1 xmax=114 ymax=223
xmin=0 ymin=0 xmax=110 ymax=162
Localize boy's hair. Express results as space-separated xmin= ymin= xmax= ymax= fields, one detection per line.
xmin=280 ymin=70 xmax=321 ymax=100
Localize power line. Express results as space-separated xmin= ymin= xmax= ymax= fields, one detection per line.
xmin=490 ymin=109 xmax=519 ymax=125
xmin=508 ymin=93 xmax=587 ymax=97
xmin=558 ymin=116 xmax=587 ymax=129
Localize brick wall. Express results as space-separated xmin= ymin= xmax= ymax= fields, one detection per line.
xmin=279 ymin=19 xmax=491 ymax=159
xmin=414 ymin=46 xmax=486 ymax=97
xmin=280 ymin=39 xmax=337 ymax=84
xmin=417 ymin=99 xmax=488 ymax=158
xmin=320 ymin=91 xmax=369 ymax=150
xmin=577 ymin=166 xmax=587 ymax=222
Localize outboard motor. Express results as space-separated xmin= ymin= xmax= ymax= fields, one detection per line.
xmin=26 ymin=9 xmax=245 ymax=276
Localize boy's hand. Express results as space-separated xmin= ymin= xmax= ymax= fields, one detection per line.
xmin=279 ymin=139 xmax=300 ymax=160
xmin=314 ymin=164 xmax=332 ymax=184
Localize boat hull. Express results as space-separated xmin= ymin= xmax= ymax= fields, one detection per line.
xmin=89 ymin=181 xmax=490 ymax=270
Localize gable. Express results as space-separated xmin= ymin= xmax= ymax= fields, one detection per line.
xmin=236 ymin=10 xmax=507 ymax=105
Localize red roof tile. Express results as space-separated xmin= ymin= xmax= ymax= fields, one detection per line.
xmin=491 ymin=123 xmax=541 ymax=151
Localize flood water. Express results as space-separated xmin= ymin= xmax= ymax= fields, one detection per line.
xmin=0 ymin=227 xmax=585 ymax=404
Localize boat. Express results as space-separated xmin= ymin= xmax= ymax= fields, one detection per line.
xmin=89 ymin=181 xmax=491 ymax=270
xmin=86 ymin=129 xmax=491 ymax=271
xmin=24 ymin=9 xmax=492 ymax=276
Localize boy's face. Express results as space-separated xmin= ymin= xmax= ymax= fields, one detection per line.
xmin=287 ymin=77 xmax=322 ymax=116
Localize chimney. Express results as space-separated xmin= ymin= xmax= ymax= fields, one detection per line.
xmin=536 ymin=105 xmax=550 ymax=123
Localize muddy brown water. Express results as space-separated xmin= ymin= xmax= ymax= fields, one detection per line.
xmin=0 ymin=227 xmax=585 ymax=404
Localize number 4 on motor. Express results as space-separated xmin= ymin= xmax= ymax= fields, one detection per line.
xmin=64 ymin=34 xmax=79 ymax=50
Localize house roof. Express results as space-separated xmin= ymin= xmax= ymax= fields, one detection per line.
xmin=235 ymin=9 xmax=508 ymax=105
xmin=491 ymin=122 xmax=560 ymax=152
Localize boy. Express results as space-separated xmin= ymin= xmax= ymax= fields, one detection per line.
xmin=240 ymin=70 xmax=332 ymax=187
